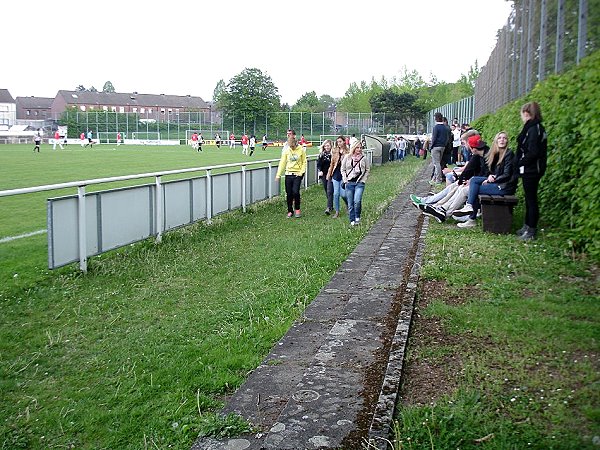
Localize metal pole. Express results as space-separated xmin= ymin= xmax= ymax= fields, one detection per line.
xmin=77 ymin=185 xmax=87 ymax=273
xmin=538 ymin=0 xmax=548 ymax=81
xmin=155 ymin=176 xmax=163 ymax=243
xmin=555 ymin=0 xmax=565 ymax=73
xmin=525 ymin=0 xmax=534 ymax=92
xmin=577 ymin=0 xmax=588 ymax=64
xmin=268 ymin=162 xmax=272 ymax=198
xmin=242 ymin=165 xmax=247 ymax=213
xmin=206 ymin=169 xmax=212 ymax=224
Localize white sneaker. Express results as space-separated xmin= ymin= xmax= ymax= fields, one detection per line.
xmin=355 ymin=218 xmax=360 ymax=224
xmin=350 ymin=221 xmax=355 ymax=226
xmin=457 ymin=219 xmax=477 ymax=228
xmin=456 ymin=203 xmax=473 ymax=213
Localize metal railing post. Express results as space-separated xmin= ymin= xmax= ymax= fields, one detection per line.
xmin=268 ymin=162 xmax=273 ymax=198
xmin=206 ymin=169 xmax=212 ymax=224
xmin=242 ymin=165 xmax=247 ymax=212
xmin=77 ymin=185 xmax=87 ymax=273
xmin=155 ymin=176 xmax=163 ymax=243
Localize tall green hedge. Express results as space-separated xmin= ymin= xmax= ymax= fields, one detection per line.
xmin=472 ymin=50 xmax=600 ymax=261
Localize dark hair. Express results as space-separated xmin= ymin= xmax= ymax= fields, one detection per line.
xmin=434 ymin=112 xmax=443 ymax=121
xmin=521 ymin=102 xmax=543 ymax=122
xmin=287 ymin=128 xmax=296 ymax=135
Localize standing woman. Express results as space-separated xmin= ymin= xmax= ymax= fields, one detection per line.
xmin=342 ymin=140 xmax=370 ymax=226
xmin=516 ymin=101 xmax=548 ymax=241
xmin=317 ymin=139 xmax=334 ymax=214
xmin=326 ymin=136 xmax=349 ymax=218
xmin=275 ymin=132 xmax=307 ymax=218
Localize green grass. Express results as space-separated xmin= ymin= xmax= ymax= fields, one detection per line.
xmin=392 ymin=216 xmax=599 ymax=449
xmin=0 ymin=145 xmax=424 ymax=449
xmin=0 ymin=143 xmax=316 ymax=239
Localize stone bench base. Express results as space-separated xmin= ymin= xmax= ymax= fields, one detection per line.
xmin=479 ymin=194 xmax=519 ymax=234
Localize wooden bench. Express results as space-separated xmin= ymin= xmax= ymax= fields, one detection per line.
xmin=479 ymin=194 xmax=519 ymax=234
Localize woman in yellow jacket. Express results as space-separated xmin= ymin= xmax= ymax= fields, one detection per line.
xmin=275 ymin=132 xmax=307 ymax=218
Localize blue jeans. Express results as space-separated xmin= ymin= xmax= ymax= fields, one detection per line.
xmin=332 ymin=178 xmax=347 ymax=213
xmin=467 ymin=176 xmax=511 ymax=219
xmin=345 ymin=181 xmax=365 ymax=223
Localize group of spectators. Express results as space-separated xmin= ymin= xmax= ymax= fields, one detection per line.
xmin=276 ymin=130 xmax=370 ymax=226
xmin=410 ymin=101 xmax=547 ymax=240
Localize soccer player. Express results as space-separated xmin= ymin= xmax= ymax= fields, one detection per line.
xmin=117 ymin=131 xmax=122 ymax=146
xmin=249 ymin=135 xmax=256 ymax=156
xmin=215 ymin=133 xmax=221 ymax=148
xmin=80 ymin=132 xmax=86 ymax=147
xmin=85 ymin=130 xmax=94 ymax=148
xmin=241 ymin=133 xmax=249 ymax=155
xmin=191 ymin=132 xmax=199 ymax=151
xmin=229 ymin=133 xmax=236 ymax=149
xmin=33 ymin=133 xmax=42 ymax=152
xmin=53 ymin=130 xmax=64 ymax=150
xmin=262 ymin=134 xmax=268 ymax=150
xmin=197 ymin=133 xmax=204 ymax=152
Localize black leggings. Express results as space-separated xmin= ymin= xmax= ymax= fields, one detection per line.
xmin=285 ymin=175 xmax=303 ymax=212
xmin=522 ymin=176 xmax=541 ymax=228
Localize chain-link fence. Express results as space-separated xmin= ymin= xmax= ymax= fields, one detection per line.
xmin=57 ymin=110 xmax=396 ymax=143
xmin=474 ymin=0 xmax=598 ymax=118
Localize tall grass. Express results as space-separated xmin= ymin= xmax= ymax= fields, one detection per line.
xmin=0 ymin=147 xmax=424 ymax=449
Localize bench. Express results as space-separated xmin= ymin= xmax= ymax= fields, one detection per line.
xmin=479 ymin=194 xmax=519 ymax=234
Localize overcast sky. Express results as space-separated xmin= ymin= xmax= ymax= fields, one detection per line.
xmin=3 ymin=0 xmax=513 ymax=105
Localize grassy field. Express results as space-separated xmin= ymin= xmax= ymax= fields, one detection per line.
xmin=393 ymin=207 xmax=599 ymax=449
xmin=0 ymin=144 xmax=424 ymax=449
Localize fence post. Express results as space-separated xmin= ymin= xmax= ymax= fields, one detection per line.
xmin=77 ymin=185 xmax=87 ymax=273
xmin=206 ymin=169 xmax=212 ymax=224
xmin=577 ymin=0 xmax=588 ymax=63
xmin=242 ymin=165 xmax=247 ymax=212
xmin=155 ymin=176 xmax=163 ymax=243
xmin=555 ymin=0 xmax=565 ymax=73
xmin=268 ymin=162 xmax=273 ymax=198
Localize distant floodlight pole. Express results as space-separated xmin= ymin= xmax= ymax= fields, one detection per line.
xmin=577 ymin=0 xmax=588 ymax=63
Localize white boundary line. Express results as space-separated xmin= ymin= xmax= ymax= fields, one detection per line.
xmin=0 ymin=229 xmax=47 ymax=244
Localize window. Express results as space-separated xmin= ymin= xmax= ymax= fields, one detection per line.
xmin=26 ymin=110 xmax=30 ymax=116
xmin=148 ymin=108 xmax=153 ymax=114
xmin=80 ymin=105 xmax=86 ymax=111
xmin=111 ymin=106 xmax=116 ymax=112
xmin=119 ymin=106 xmax=124 ymax=113
xmin=103 ymin=106 xmax=108 ymax=111
xmin=140 ymin=108 xmax=145 ymax=113
xmin=133 ymin=107 xmax=138 ymax=113
xmin=161 ymin=108 xmax=165 ymax=114
xmin=34 ymin=111 xmax=38 ymax=116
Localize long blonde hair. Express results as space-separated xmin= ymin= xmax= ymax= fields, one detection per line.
xmin=320 ymin=139 xmax=333 ymax=154
xmin=486 ymin=131 xmax=509 ymax=169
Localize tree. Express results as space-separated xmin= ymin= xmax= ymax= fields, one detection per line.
xmin=102 ymin=81 xmax=116 ymax=93
xmin=76 ymin=85 xmax=86 ymax=92
xmin=220 ymin=68 xmax=281 ymax=127
xmin=89 ymin=86 xmax=98 ymax=93
xmin=292 ymin=91 xmax=321 ymax=112
xmin=212 ymin=79 xmax=226 ymax=107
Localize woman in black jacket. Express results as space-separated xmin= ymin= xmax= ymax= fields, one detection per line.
xmin=516 ymin=101 xmax=547 ymax=240
xmin=317 ymin=139 xmax=334 ymax=214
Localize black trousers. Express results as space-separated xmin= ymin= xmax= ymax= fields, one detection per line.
xmin=285 ymin=174 xmax=303 ymax=212
xmin=522 ymin=175 xmax=541 ymax=228
xmin=320 ymin=177 xmax=334 ymax=210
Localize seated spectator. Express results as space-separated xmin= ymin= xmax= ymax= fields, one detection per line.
xmin=410 ymin=131 xmax=489 ymax=223
xmin=456 ymin=131 xmax=518 ymax=228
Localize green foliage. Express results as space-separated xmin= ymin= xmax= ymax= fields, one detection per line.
xmin=220 ymin=68 xmax=281 ymax=124
xmin=292 ymin=91 xmax=329 ymax=113
xmin=472 ymin=49 xmax=600 ymax=261
xmin=102 ymin=81 xmax=115 ymax=93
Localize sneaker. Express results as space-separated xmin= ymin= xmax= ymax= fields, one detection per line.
xmin=287 ymin=212 xmax=293 ymax=218
xmin=355 ymin=217 xmax=360 ymax=224
xmin=422 ymin=205 xmax=446 ymax=223
xmin=518 ymin=228 xmax=536 ymax=241
xmin=325 ymin=208 xmax=331 ymax=215
xmin=350 ymin=221 xmax=355 ymax=226
xmin=294 ymin=209 xmax=301 ymax=218
xmin=457 ymin=219 xmax=477 ymax=228
xmin=455 ymin=203 xmax=473 ymax=214
xmin=332 ymin=211 xmax=339 ymax=218
xmin=452 ymin=208 xmax=474 ymax=218
xmin=410 ymin=194 xmax=422 ymax=208
xmin=515 ymin=224 xmax=529 ymax=236
xmin=452 ymin=214 xmax=472 ymax=222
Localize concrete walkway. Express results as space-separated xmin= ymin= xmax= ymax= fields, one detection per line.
xmin=193 ymin=168 xmax=431 ymax=450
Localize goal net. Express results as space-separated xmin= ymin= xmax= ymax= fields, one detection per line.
xmin=97 ymin=131 xmax=126 ymax=144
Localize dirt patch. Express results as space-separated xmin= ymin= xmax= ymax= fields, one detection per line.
xmin=399 ymin=279 xmax=490 ymax=406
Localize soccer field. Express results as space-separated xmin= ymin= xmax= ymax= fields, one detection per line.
xmin=0 ymin=143 xmax=319 ymax=239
